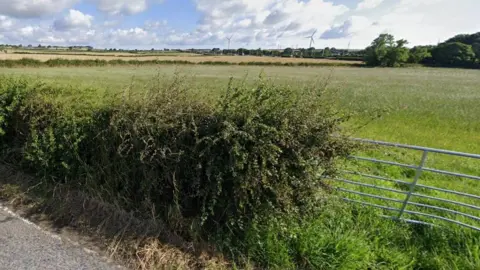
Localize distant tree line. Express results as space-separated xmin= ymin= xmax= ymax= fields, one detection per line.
xmin=206 ymin=47 xmax=364 ymax=61
xmin=365 ymin=32 xmax=480 ymax=68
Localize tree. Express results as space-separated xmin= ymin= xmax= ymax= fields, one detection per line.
xmin=446 ymin=32 xmax=480 ymax=45
xmin=323 ymin=47 xmax=331 ymax=57
xmin=262 ymin=50 xmax=271 ymax=56
xmin=307 ymin=47 xmax=315 ymax=58
xmin=364 ymin=34 xmax=410 ymax=67
xmin=472 ymin=43 xmax=480 ymax=60
xmin=384 ymin=39 xmax=410 ymax=66
xmin=282 ymin=47 xmax=293 ymax=57
xmin=431 ymin=42 xmax=476 ymax=67
xmin=271 ymin=50 xmax=280 ymax=57
xmin=237 ymin=48 xmax=248 ymax=55
xmin=408 ymin=46 xmax=432 ymax=63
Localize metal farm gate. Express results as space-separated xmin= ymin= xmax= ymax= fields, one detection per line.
xmin=325 ymin=138 xmax=480 ymax=231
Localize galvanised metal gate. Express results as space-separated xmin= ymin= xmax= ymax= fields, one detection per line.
xmin=324 ymin=138 xmax=480 ymax=231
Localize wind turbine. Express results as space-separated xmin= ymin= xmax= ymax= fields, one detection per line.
xmin=346 ymin=40 xmax=351 ymax=55
xmin=273 ymin=27 xmax=281 ymax=50
xmin=305 ymin=30 xmax=317 ymax=48
xmin=226 ymin=35 xmax=234 ymax=50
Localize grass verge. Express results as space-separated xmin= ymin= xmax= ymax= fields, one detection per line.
xmin=0 ymin=164 xmax=229 ymax=270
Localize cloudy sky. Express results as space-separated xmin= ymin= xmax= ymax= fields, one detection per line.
xmin=0 ymin=0 xmax=478 ymax=49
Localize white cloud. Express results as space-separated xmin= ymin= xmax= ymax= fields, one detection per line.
xmin=103 ymin=20 xmax=120 ymax=27
xmin=372 ymin=0 xmax=480 ymax=46
xmin=19 ymin=26 xmax=40 ymax=37
xmin=321 ymin=16 xmax=372 ymax=40
xmin=106 ymin=27 xmax=158 ymax=46
xmin=53 ymin=10 xmax=94 ymax=31
xmin=0 ymin=16 xmax=14 ymax=31
xmin=356 ymin=0 xmax=384 ymax=11
xmin=144 ymin=20 xmax=168 ymax=30
xmin=90 ymin=0 xmax=148 ymax=15
xmin=236 ymin=19 xmax=252 ymax=28
xmin=68 ymin=29 xmax=98 ymax=44
xmin=38 ymin=36 xmax=66 ymax=44
xmin=0 ymin=0 xmax=478 ymax=50
xmin=0 ymin=0 xmax=78 ymax=18
xmin=174 ymin=0 xmax=349 ymax=48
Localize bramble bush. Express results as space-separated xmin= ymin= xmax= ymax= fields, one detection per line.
xmin=0 ymin=74 xmax=352 ymax=237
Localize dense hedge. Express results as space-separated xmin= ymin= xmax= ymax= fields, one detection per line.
xmin=0 ymin=75 xmax=352 ymax=237
xmin=0 ymin=57 xmax=364 ymax=68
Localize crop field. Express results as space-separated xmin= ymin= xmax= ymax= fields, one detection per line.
xmin=2 ymin=65 xmax=479 ymax=149
xmin=1 ymin=49 xmax=200 ymax=57
xmin=0 ymin=52 xmax=361 ymax=64
xmin=1 ymin=64 xmax=479 ymax=269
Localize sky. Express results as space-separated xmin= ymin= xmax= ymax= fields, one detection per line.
xmin=0 ymin=0 xmax=478 ymax=50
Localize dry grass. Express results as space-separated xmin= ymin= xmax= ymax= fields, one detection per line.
xmin=8 ymin=50 xmax=200 ymax=57
xmin=0 ymin=52 xmax=360 ymax=64
xmin=0 ymin=164 xmax=230 ymax=270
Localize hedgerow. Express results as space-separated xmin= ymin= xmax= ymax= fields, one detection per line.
xmin=0 ymin=57 xmax=364 ymax=68
xmin=0 ymin=74 xmax=352 ymax=238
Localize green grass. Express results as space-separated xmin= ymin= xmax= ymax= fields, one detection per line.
xmin=1 ymin=65 xmax=479 ymax=151
xmin=1 ymin=65 xmax=479 ymax=269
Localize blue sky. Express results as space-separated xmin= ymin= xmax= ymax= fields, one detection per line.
xmin=0 ymin=0 xmax=478 ymax=49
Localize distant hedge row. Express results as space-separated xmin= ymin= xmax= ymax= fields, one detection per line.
xmin=0 ymin=57 xmax=364 ymax=68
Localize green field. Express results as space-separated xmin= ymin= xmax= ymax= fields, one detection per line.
xmin=1 ymin=65 xmax=479 ymax=269
xmin=2 ymin=65 xmax=479 ymax=152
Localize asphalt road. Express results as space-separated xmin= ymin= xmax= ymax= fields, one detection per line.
xmin=0 ymin=205 xmax=121 ymax=270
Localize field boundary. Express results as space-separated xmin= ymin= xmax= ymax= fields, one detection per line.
xmin=326 ymin=138 xmax=480 ymax=231
xmin=0 ymin=57 xmax=364 ymax=68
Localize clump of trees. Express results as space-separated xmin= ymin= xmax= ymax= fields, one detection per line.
xmin=431 ymin=42 xmax=476 ymax=67
xmin=408 ymin=46 xmax=432 ymax=64
xmin=364 ymin=34 xmax=409 ymax=67
xmin=430 ymin=32 xmax=480 ymax=68
xmin=365 ymin=32 xmax=480 ymax=68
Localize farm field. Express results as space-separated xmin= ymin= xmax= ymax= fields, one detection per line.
xmin=0 ymin=52 xmax=361 ymax=64
xmin=3 ymin=49 xmax=201 ymax=57
xmin=1 ymin=65 xmax=479 ymax=269
xmin=1 ymin=65 xmax=479 ymax=152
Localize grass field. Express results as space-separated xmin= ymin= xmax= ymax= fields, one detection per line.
xmin=1 ymin=65 xmax=479 ymax=269
xmin=2 ymin=65 xmax=478 ymax=151
xmin=0 ymin=52 xmax=361 ymax=64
